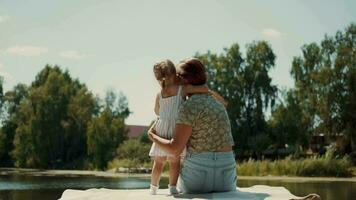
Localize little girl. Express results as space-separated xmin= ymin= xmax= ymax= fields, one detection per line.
xmin=148 ymin=59 xmax=227 ymax=195
xmin=149 ymin=60 xmax=208 ymax=194
xmin=148 ymin=59 xmax=184 ymax=195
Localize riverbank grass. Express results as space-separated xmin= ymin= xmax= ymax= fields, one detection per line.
xmin=237 ymin=156 xmax=352 ymax=177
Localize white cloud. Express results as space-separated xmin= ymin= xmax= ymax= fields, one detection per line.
xmin=0 ymin=64 xmax=14 ymax=82
xmin=60 ymin=50 xmax=88 ymax=60
xmin=0 ymin=15 xmax=9 ymax=23
xmin=262 ymin=28 xmax=283 ymax=38
xmin=5 ymin=45 xmax=48 ymax=57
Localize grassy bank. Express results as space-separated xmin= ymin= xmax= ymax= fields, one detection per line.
xmin=350 ymin=167 xmax=356 ymax=176
xmin=107 ymin=157 xmax=353 ymax=178
xmin=237 ymin=156 xmax=352 ymax=177
xmin=108 ymin=159 xmax=152 ymax=169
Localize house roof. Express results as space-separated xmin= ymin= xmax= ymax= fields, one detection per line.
xmin=127 ymin=125 xmax=149 ymax=138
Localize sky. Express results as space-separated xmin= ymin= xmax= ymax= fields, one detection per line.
xmin=0 ymin=0 xmax=355 ymax=125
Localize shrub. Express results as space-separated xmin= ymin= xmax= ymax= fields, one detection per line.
xmin=107 ymin=139 xmax=152 ymax=170
xmin=115 ymin=139 xmax=151 ymax=163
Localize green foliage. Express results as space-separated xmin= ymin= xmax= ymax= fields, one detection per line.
xmin=0 ymin=76 xmax=3 ymax=111
xmin=9 ymin=66 xmax=97 ymax=168
xmin=87 ymin=90 xmax=129 ymax=170
xmin=196 ymin=41 xmax=277 ymax=157
xmin=138 ymin=120 xmax=154 ymax=144
xmin=108 ymin=159 xmax=153 ymax=170
xmin=291 ymin=23 xmax=356 ymax=152
xmin=115 ymin=139 xmax=151 ymax=163
xmin=0 ymin=65 xmax=130 ymax=169
xmin=351 ymin=166 xmax=356 ymax=176
xmin=0 ymin=77 xmax=7 ymax=164
xmin=108 ymin=158 xmax=143 ymax=169
xmin=0 ymin=84 xmax=28 ymax=166
xmin=237 ymin=155 xmax=352 ymax=177
xmin=138 ymin=132 xmax=151 ymax=144
xmin=104 ymin=90 xmax=131 ymax=119
xmin=1 ymin=23 xmax=355 ymax=172
xmin=1 ymin=127 xmax=15 ymax=165
xmin=107 ymin=139 xmax=152 ymax=170
xmin=268 ymin=89 xmax=311 ymax=149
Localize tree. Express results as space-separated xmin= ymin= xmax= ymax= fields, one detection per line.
xmin=64 ymin=86 xmax=97 ymax=165
xmin=1 ymin=65 xmax=131 ymax=169
xmin=115 ymin=139 xmax=151 ymax=164
xmin=11 ymin=65 xmax=97 ymax=168
xmin=104 ymin=89 xmax=130 ymax=119
xmin=196 ymin=41 xmax=277 ymax=157
xmin=0 ymin=76 xmax=3 ymax=112
xmin=87 ymin=89 xmax=130 ymax=170
xmin=268 ymin=89 xmax=312 ymax=151
xmin=197 ymin=44 xmax=244 ymax=147
xmin=291 ymin=23 xmax=356 ymax=152
xmin=0 ymin=83 xmax=28 ymax=166
xmin=11 ymin=99 xmax=34 ymax=167
xmin=241 ymin=41 xmax=278 ymax=157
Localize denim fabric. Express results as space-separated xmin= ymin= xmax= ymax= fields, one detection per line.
xmin=177 ymin=151 xmax=237 ymax=194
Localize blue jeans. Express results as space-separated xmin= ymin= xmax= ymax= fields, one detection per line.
xmin=177 ymin=151 xmax=237 ymax=194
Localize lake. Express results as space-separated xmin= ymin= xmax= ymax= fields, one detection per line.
xmin=0 ymin=173 xmax=355 ymax=200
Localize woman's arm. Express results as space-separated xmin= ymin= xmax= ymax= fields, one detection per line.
xmin=148 ymin=124 xmax=192 ymax=156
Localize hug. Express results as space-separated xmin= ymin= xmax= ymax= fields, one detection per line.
xmin=148 ymin=58 xmax=236 ymax=194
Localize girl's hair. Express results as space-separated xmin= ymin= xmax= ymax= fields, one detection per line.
xmin=153 ymin=59 xmax=176 ymax=88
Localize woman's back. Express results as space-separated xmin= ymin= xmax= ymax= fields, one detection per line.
xmin=176 ymin=93 xmax=234 ymax=153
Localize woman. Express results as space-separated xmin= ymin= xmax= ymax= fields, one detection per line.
xmin=148 ymin=58 xmax=236 ymax=194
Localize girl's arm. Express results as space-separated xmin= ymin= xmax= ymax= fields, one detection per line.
xmin=182 ymin=84 xmax=209 ymax=97
xmin=149 ymin=93 xmax=160 ymax=133
xmin=183 ymin=85 xmax=228 ymax=107
xmin=154 ymin=93 xmax=160 ymax=116
xmin=148 ymin=119 xmax=158 ymax=134
xmin=209 ymin=90 xmax=228 ymax=108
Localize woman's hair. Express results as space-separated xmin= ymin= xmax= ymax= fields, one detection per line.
xmin=177 ymin=58 xmax=207 ymax=85
xmin=153 ymin=59 xmax=176 ymax=88
xmin=178 ymin=58 xmax=228 ymax=106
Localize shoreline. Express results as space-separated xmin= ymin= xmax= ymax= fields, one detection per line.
xmin=1 ymin=167 xmax=356 ymax=182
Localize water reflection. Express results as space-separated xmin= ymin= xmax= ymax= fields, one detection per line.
xmin=237 ymin=179 xmax=356 ymax=200
xmin=0 ymin=175 xmax=168 ymax=200
xmin=0 ymin=174 xmax=355 ymax=200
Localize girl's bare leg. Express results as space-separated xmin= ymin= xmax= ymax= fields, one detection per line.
xmin=167 ymin=156 xmax=180 ymax=186
xmin=151 ymin=156 xmax=166 ymax=187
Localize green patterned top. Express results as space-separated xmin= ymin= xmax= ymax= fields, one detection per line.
xmin=176 ymin=94 xmax=234 ymax=153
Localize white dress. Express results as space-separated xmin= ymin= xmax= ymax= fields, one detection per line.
xmin=149 ymin=86 xmax=184 ymax=157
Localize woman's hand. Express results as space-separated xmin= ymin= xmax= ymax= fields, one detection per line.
xmin=149 ymin=124 xmax=192 ymax=156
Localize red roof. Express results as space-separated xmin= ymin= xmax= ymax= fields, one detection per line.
xmin=127 ymin=125 xmax=149 ymax=138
